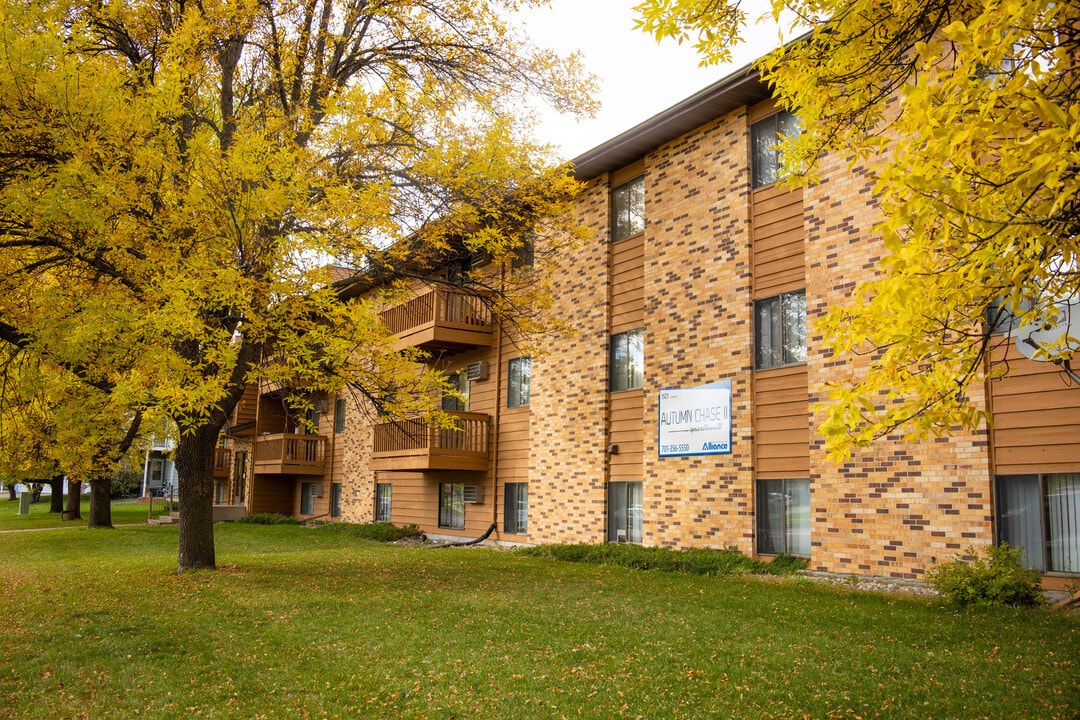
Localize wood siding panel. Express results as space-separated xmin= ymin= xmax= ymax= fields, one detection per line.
xmin=611 ymin=233 xmax=645 ymax=334
xmin=610 ymin=390 xmax=644 ymax=481
xmin=752 ymin=189 xmax=804 ymax=298
xmin=754 ymin=365 xmax=809 ymax=478
xmin=989 ymin=347 xmax=1080 ymax=475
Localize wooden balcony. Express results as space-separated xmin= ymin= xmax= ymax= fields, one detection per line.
xmin=253 ymin=433 xmax=327 ymax=475
xmin=371 ymin=412 xmax=490 ymax=471
xmin=213 ymin=448 xmax=232 ymax=478
xmin=381 ymin=287 xmax=492 ymax=353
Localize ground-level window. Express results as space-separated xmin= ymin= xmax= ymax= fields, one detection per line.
xmin=439 ymin=482 xmax=465 ymax=529
xmin=608 ymin=481 xmax=643 ymax=543
xmin=375 ymin=483 xmax=392 ymax=523
xmin=756 ymin=478 xmax=811 ymax=556
xmin=504 ymin=482 xmax=528 ymax=534
xmin=330 ymin=483 xmax=342 ymax=518
xmin=997 ymin=474 xmax=1080 ymax=573
xmin=214 ymin=482 xmax=227 ymax=505
xmin=300 ymin=482 xmax=315 ymax=515
xmin=234 ymin=451 xmax=248 ymax=502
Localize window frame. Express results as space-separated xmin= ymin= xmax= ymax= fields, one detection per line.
xmin=610 ymin=328 xmax=645 ymax=392
xmin=754 ymin=289 xmax=807 ymax=370
xmin=375 ymin=483 xmax=392 ymax=523
xmin=610 ymin=175 xmax=645 ymax=243
xmin=334 ymin=398 xmax=346 ymax=433
xmin=504 ymin=482 xmax=529 ymax=534
xmin=300 ymin=482 xmax=315 ymax=516
xmin=438 ymin=482 xmax=465 ymax=530
xmin=607 ymin=481 xmax=643 ymax=544
xmin=751 ymin=109 xmax=801 ymax=189
xmin=996 ymin=473 xmax=1080 ymax=574
xmin=507 ymin=357 xmax=531 ymax=408
xmin=330 ymin=482 xmax=342 ymax=518
xmin=441 ymin=371 xmax=469 ymax=412
xmin=756 ymin=478 xmax=811 ymax=557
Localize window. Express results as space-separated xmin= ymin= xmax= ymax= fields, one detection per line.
xmin=439 ymin=482 xmax=465 ymax=529
xmin=751 ymin=110 xmax=801 ymax=188
xmin=330 ymin=483 xmax=342 ymax=518
xmin=304 ymin=407 xmax=319 ymax=433
xmin=300 ymin=482 xmax=315 ymax=515
xmin=334 ymin=398 xmax=346 ymax=433
xmin=610 ymin=328 xmax=644 ymax=391
xmin=608 ymin=481 xmax=643 ymax=543
xmin=375 ymin=483 xmax=392 ymax=523
xmin=507 ymin=357 xmax=531 ymax=408
xmin=214 ymin=482 xmax=226 ymax=505
xmin=504 ymin=482 xmax=528 ymax=534
xmin=997 ymin=474 xmax=1080 ymax=574
xmin=755 ymin=290 xmax=806 ymax=369
xmin=611 ymin=175 xmax=645 ymax=242
xmin=233 ymin=451 xmax=248 ymax=503
xmin=442 ymin=371 xmax=469 ymax=412
xmin=756 ymin=479 xmax=811 ymax=556
xmin=512 ymin=234 xmax=535 ymax=270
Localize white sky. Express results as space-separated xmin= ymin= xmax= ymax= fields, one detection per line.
xmin=518 ymin=0 xmax=788 ymax=160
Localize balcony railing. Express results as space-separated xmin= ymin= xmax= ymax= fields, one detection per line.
xmin=213 ymin=448 xmax=232 ymax=478
xmin=253 ymin=433 xmax=327 ymax=475
xmin=371 ymin=411 xmax=490 ymax=471
xmin=380 ymin=287 xmax=492 ymax=352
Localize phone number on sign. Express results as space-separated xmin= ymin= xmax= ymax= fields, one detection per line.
xmin=661 ymin=444 xmax=690 ymax=454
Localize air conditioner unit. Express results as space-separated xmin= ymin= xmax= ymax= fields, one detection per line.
xmin=310 ymin=484 xmax=324 ymax=498
xmin=466 ymin=361 xmax=488 ymax=381
xmin=463 ymin=485 xmax=484 ymax=504
xmin=314 ymin=400 xmax=329 ymax=413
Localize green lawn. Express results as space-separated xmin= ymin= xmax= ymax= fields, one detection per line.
xmin=0 ymin=496 xmax=167 ymax=530
xmin=1 ymin=524 xmax=1076 ymax=719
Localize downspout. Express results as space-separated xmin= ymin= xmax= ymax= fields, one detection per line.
xmin=490 ymin=264 xmax=505 ymax=535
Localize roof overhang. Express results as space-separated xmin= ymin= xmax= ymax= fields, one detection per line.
xmin=570 ymin=61 xmax=772 ymax=182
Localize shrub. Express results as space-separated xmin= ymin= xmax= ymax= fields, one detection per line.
xmin=236 ymin=513 xmax=303 ymax=525
xmin=517 ymin=543 xmax=807 ymax=577
xmin=926 ymin=543 xmax=1045 ymax=607
xmin=110 ymin=468 xmax=143 ymax=499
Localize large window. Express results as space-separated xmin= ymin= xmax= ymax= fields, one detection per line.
xmin=755 ymin=290 xmax=806 ymax=369
xmin=608 ymin=481 xmax=643 ymax=543
xmin=439 ymin=482 xmax=465 ymax=529
xmin=997 ymin=474 xmax=1080 ymax=573
xmin=330 ymin=483 xmax=342 ymax=518
xmin=756 ymin=479 xmax=811 ymax=556
xmin=375 ymin=483 xmax=392 ymax=523
xmin=504 ymin=482 xmax=529 ymax=534
xmin=508 ymin=357 xmax=531 ymax=408
xmin=611 ymin=175 xmax=645 ymax=242
xmin=610 ymin=328 xmax=644 ymax=391
xmin=751 ymin=110 xmax=801 ymax=188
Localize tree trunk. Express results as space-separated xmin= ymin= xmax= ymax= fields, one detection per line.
xmin=48 ymin=475 xmax=65 ymax=513
xmin=29 ymin=485 xmax=42 ymax=503
xmin=66 ymin=480 xmax=82 ymax=520
xmin=6 ymin=484 xmax=14 ymax=501
xmin=88 ymin=479 xmax=113 ymax=528
xmin=174 ymin=423 xmax=222 ymax=571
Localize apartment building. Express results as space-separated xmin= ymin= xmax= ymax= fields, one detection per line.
xmin=221 ymin=63 xmax=1080 ymax=587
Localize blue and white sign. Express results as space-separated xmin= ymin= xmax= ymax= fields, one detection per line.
xmin=658 ymin=380 xmax=732 ymax=457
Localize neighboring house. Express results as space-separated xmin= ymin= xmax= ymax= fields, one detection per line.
xmin=217 ymin=58 xmax=1079 ymax=589
xmin=141 ymin=437 xmax=179 ymax=498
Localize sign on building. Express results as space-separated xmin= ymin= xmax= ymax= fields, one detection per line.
xmin=658 ymin=380 xmax=732 ymax=457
